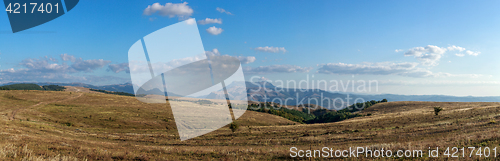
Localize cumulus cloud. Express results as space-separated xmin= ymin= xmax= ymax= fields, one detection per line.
xmin=206 ymin=26 xmax=223 ymax=35
xmin=185 ymin=18 xmax=195 ymax=25
xmin=318 ymin=62 xmax=419 ymax=76
xmin=20 ymin=57 xmax=72 ymax=73
xmin=143 ymin=2 xmax=193 ymax=19
xmin=253 ymin=46 xmax=287 ymax=53
xmin=236 ymin=56 xmax=256 ymax=64
xmin=68 ymin=58 xmax=111 ymax=72
xmin=466 ymin=50 xmax=480 ymax=56
xmin=0 ymin=55 xmax=120 ymax=84
xmin=243 ymin=65 xmax=312 ymax=74
xmin=216 ymin=7 xmax=233 ymax=15
xmin=198 ymin=18 xmax=222 ymax=25
xmin=204 ymin=48 xmax=255 ymax=64
xmin=60 ymin=53 xmax=76 ymax=62
xmin=317 ymin=62 xmax=480 ymax=78
xmin=447 ymin=45 xmax=466 ymax=52
xmin=107 ymin=63 xmax=130 ymax=73
xmin=60 ymin=54 xmax=111 ymax=72
xmin=404 ymin=45 xmax=446 ymax=57
xmin=403 ymin=45 xmax=479 ymax=66
xmin=205 ymin=48 xmax=220 ymax=56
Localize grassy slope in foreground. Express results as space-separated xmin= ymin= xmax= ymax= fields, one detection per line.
xmin=0 ymin=90 xmax=500 ymax=160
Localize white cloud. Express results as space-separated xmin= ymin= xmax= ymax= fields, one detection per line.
xmin=466 ymin=50 xmax=480 ymax=56
xmin=395 ymin=49 xmax=403 ymax=52
xmin=143 ymin=2 xmax=193 ymax=19
xmin=216 ymin=7 xmax=233 ymax=15
xmin=253 ymin=46 xmax=287 ymax=53
xmin=129 ymin=53 xmax=207 ymax=74
xmin=0 ymin=55 xmax=120 ymax=84
xmin=318 ymin=62 xmax=420 ymax=76
xmin=205 ymin=48 xmax=220 ymax=56
xmin=403 ymin=45 xmax=446 ymax=66
xmin=404 ymin=45 xmax=447 ymax=57
xmin=198 ymin=18 xmax=222 ymax=25
xmin=403 ymin=45 xmax=480 ymax=66
xmin=60 ymin=53 xmax=76 ymax=62
xmin=236 ymin=56 xmax=256 ymax=64
xmin=70 ymin=58 xmax=111 ymax=72
xmin=317 ymin=62 xmax=481 ymax=78
xmin=206 ymin=26 xmax=223 ymax=35
xmin=107 ymin=63 xmax=130 ymax=73
xmin=205 ymin=48 xmax=255 ymax=64
xmin=185 ymin=18 xmax=195 ymax=25
xmin=20 ymin=57 xmax=72 ymax=73
xmin=243 ymin=65 xmax=312 ymax=74
xmin=447 ymin=45 xmax=466 ymax=52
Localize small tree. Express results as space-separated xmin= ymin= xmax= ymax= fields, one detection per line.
xmin=434 ymin=107 xmax=443 ymax=115
xmin=229 ymin=122 xmax=239 ymax=133
xmin=381 ymin=99 xmax=388 ymax=102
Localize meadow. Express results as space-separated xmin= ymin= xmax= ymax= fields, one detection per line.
xmin=0 ymin=89 xmax=499 ymax=160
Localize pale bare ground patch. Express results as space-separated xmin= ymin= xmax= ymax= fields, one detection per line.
xmin=64 ymin=86 xmax=102 ymax=94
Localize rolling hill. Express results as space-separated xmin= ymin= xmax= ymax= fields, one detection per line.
xmin=0 ymin=88 xmax=499 ymax=160
xmin=3 ymin=81 xmax=500 ymax=107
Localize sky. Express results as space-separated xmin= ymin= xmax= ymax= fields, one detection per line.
xmin=0 ymin=0 xmax=499 ymax=96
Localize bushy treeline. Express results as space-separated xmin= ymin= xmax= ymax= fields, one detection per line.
xmin=0 ymin=84 xmax=66 ymax=91
xmin=248 ymin=102 xmax=315 ymax=123
xmin=342 ymin=99 xmax=387 ymax=113
xmin=89 ymin=89 xmax=135 ymax=96
xmin=306 ymin=111 xmax=361 ymax=124
xmin=248 ymin=99 xmax=388 ymax=124
xmin=306 ymin=99 xmax=387 ymax=123
xmin=42 ymin=85 xmax=66 ymax=91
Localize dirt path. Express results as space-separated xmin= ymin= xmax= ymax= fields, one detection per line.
xmin=10 ymin=92 xmax=84 ymax=121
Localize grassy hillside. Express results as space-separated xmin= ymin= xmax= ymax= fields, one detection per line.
xmin=0 ymin=90 xmax=500 ymax=160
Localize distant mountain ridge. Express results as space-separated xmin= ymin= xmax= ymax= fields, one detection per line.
xmin=0 ymin=82 xmax=135 ymax=94
xmin=2 ymin=81 xmax=500 ymax=107
xmin=214 ymin=81 xmax=500 ymax=109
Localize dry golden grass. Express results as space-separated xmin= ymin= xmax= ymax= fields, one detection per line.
xmin=1 ymin=90 xmax=500 ymax=160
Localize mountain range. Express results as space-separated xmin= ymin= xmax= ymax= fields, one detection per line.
xmin=2 ymin=81 xmax=500 ymax=109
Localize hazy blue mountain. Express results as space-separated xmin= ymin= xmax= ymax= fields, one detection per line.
xmin=206 ymin=81 xmax=500 ymax=109
xmin=3 ymin=81 xmax=499 ymax=107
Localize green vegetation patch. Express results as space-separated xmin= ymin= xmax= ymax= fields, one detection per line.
xmin=248 ymin=99 xmax=388 ymax=124
xmin=0 ymin=84 xmax=66 ymax=91
xmin=89 ymin=89 xmax=135 ymax=96
xmin=248 ymin=103 xmax=315 ymax=123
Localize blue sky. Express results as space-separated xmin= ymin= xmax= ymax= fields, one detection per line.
xmin=0 ymin=0 xmax=499 ymax=96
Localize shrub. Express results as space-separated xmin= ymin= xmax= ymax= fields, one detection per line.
xmin=42 ymin=85 xmax=66 ymax=91
xmin=434 ymin=107 xmax=443 ymax=115
xmin=63 ymin=122 xmax=73 ymax=127
xmin=489 ymin=119 xmax=496 ymax=124
xmin=229 ymin=122 xmax=239 ymax=132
